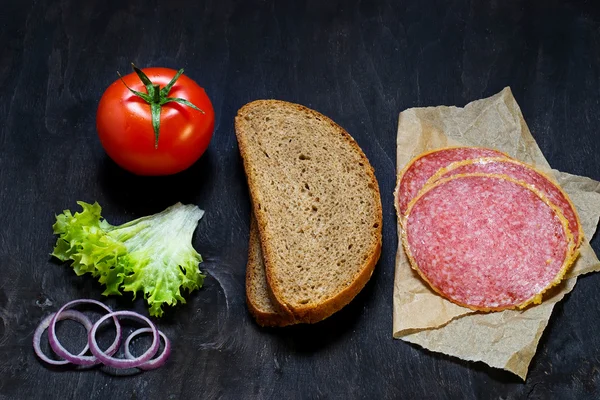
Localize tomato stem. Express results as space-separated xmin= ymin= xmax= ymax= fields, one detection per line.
xmin=152 ymin=84 xmax=160 ymax=103
xmin=120 ymin=64 xmax=205 ymax=149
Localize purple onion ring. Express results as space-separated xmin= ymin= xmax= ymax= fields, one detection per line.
xmin=89 ymin=311 xmax=159 ymax=369
xmin=33 ymin=310 xmax=92 ymax=365
xmin=124 ymin=328 xmax=171 ymax=370
xmin=48 ymin=299 xmax=122 ymax=366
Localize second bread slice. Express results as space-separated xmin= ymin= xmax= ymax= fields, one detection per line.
xmin=236 ymin=100 xmax=382 ymax=323
xmin=246 ymin=213 xmax=295 ymax=326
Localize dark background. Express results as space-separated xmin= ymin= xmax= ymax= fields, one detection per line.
xmin=2 ymin=0 xmax=600 ymax=399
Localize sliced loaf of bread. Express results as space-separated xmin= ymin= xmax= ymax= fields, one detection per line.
xmin=236 ymin=100 xmax=382 ymax=324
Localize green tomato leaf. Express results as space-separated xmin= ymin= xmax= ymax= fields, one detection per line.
xmin=162 ymin=97 xmax=205 ymax=113
xmin=131 ymin=63 xmax=155 ymax=94
xmin=160 ymin=68 xmax=184 ymax=97
xmin=151 ymin=102 xmax=162 ymax=149
xmin=117 ymin=72 xmax=153 ymax=103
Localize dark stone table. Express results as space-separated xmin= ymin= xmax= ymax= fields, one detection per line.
xmin=1 ymin=0 xmax=600 ymax=398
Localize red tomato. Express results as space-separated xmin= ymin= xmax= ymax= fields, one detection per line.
xmin=96 ymin=67 xmax=215 ymax=176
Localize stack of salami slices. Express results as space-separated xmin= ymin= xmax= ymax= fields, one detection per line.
xmin=395 ymin=147 xmax=583 ymax=312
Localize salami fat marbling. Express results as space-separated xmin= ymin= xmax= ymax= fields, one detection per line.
xmin=402 ymin=174 xmax=574 ymax=311
xmin=427 ymin=157 xmax=583 ymax=249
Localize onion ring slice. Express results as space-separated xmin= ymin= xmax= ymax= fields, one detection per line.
xmin=48 ymin=299 xmax=122 ymax=366
xmin=124 ymin=328 xmax=171 ymax=370
xmin=89 ymin=311 xmax=159 ymax=369
xmin=33 ymin=310 xmax=92 ymax=365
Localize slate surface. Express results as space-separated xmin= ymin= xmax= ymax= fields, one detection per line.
xmin=1 ymin=0 xmax=600 ymax=399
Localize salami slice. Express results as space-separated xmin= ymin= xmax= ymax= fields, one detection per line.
xmin=395 ymin=147 xmax=508 ymax=215
xmin=403 ymin=174 xmax=574 ymax=311
xmin=425 ymin=157 xmax=583 ymax=250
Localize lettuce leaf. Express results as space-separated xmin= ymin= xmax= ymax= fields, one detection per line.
xmin=52 ymin=201 xmax=205 ymax=317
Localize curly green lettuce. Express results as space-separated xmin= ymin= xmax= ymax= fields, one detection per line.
xmin=51 ymin=201 xmax=205 ymax=317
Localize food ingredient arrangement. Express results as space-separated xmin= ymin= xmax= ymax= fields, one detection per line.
xmin=35 ymin=67 xmax=213 ymax=371
xmin=33 ymin=65 xmax=599 ymax=378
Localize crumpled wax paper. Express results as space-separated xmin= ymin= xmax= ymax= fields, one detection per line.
xmin=393 ymin=87 xmax=600 ymax=380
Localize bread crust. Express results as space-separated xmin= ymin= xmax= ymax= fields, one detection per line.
xmin=236 ymin=100 xmax=382 ymax=324
xmin=245 ymin=214 xmax=296 ymax=327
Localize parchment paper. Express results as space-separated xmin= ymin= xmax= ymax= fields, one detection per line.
xmin=393 ymin=87 xmax=600 ymax=380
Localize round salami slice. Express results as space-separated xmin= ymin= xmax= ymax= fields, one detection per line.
xmin=395 ymin=147 xmax=509 ymax=215
xmin=403 ymin=174 xmax=574 ymax=311
xmin=425 ymin=157 xmax=583 ymax=250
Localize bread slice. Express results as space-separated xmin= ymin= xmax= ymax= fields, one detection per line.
xmin=236 ymin=100 xmax=382 ymax=323
xmin=246 ymin=213 xmax=296 ymax=327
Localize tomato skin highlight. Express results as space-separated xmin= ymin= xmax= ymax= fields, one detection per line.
xmin=96 ymin=67 xmax=215 ymax=176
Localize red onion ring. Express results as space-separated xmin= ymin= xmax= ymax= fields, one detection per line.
xmin=89 ymin=311 xmax=159 ymax=369
xmin=33 ymin=310 xmax=92 ymax=365
xmin=48 ymin=299 xmax=122 ymax=366
xmin=124 ymin=328 xmax=171 ymax=370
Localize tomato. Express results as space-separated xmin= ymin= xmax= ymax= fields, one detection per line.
xmin=96 ymin=67 xmax=215 ymax=176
